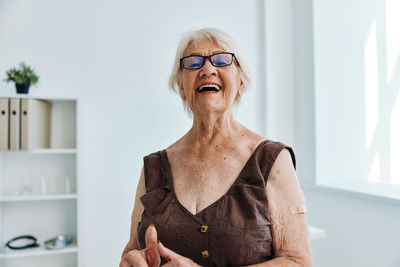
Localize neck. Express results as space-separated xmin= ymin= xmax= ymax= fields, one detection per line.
xmin=187 ymin=109 xmax=241 ymax=144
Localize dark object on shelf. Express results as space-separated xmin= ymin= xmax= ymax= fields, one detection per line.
xmin=44 ymin=235 xmax=73 ymax=250
xmin=15 ymin=83 xmax=31 ymax=94
xmin=4 ymin=62 xmax=39 ymax=94
xmin=6 ymin=235 xmax=39 ymax=250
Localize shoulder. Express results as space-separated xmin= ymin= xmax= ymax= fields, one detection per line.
xmin=143 ymin=152 xmax=163 ymax=168
xmin=254 ymin=139 xmax=296 ymax=177
xmin=238 ymin=125 xmax=294 ymax=160
xmin=266 ymin=146 xmax=303 ymax=203
xmin=144 ymin=148 xmax=165 ymax=159
xmin=268 ymin=148 xmax=296 ymax=182
xmin=142 ymin=150 xmax=169 ymax=192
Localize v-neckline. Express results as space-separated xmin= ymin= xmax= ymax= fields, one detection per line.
xmin=160 ymin=140 xmax=268 ymax=218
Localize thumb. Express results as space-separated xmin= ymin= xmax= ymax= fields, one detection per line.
xmin=145 ymin=225 xmax=160 ymax=267
xmin=156 ymin=241 xmax=180 ymax=262
xmin=145 ymin=224 xmax=158 ymax=248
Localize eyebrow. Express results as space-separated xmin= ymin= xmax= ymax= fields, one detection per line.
xmin=186 ymin=50 xmax=226 ymax=57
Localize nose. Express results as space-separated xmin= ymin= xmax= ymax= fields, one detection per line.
xmin=199 ymin=58 xmax=217 ymax=78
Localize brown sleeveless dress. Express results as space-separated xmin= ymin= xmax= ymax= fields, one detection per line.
xmin=137 ymin=140 xmax=296 ymax=266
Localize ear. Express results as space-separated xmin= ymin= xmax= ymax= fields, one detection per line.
xmin=237 ymin=79 xmax=245 ymax=97
xmin=176 ymin=73 xmax=187 ymax=100
xmin=179 ymin=84 xmax=186 ymax=101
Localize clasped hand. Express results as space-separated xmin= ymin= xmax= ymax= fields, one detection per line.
xmin=119 ymin=225 xmax=199 ymax=267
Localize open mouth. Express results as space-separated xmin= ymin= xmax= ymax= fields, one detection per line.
xmin=197 ymin=84 xmax=222 ymax=93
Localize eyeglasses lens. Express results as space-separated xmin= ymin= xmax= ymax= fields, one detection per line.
xmin=182 ymin=56 xmax=204 ymax=69
xmin=211 ymin=53 xmax=233 ymax=67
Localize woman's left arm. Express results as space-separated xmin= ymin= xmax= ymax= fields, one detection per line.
xmin=247 ymin=148 xmax=313 ymax=267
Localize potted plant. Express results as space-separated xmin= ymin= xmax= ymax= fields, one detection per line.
xmin=4 ymin=62 xmax=39 ymax=94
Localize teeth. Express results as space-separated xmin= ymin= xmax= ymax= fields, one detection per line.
xmin=198 ymin=84 xmax=221 ymax=92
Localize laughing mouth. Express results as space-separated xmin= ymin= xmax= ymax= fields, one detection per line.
xmin=197 ymin=84 xmax=222 ymax=93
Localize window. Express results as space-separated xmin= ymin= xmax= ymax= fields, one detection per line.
xmin=313 ymin=0 xmax=400 ymax=199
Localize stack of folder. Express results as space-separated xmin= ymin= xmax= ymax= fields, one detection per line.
xmin=0 ymin=98 xmax=51 ymax=150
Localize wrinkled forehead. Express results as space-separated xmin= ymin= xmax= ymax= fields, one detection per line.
xmin=183 ymin=37 xmax=226 ymax=57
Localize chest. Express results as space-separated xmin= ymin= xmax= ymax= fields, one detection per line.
xmin=138 ymin=142 xmax=273 ymax=265
xmin=168 ymin=148 xmax=251 ymax=214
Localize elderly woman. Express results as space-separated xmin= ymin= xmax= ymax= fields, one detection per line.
xmin=120 ymin=28 xmax=312 ymax=267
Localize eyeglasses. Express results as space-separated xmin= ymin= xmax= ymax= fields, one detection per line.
xmin=180 ymin=52 xmax=239 ymax=70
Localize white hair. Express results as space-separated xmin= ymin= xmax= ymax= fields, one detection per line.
xmin=168 ymin=28 xmax=251 ymax=114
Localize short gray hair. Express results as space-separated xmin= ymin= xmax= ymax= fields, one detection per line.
xmin=168 ymin=28 xmax=251 ymax=113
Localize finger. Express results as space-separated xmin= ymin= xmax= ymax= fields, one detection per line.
xmin=119 ymin=259 xmax=130 ymax=267
xmin=156 ymin=241 xmax=180 ymax=262
xmin=122 ymin=250 xmax=148 ymax=267
xmin=160 ymin=259 xmax=185 ymax=267
xmin=146 ymin=246 xmax=160 ymax=267
xmin=145 ymin=224 xmax=158 ymax=248
xmin=145 ymin=225 xmax=160 ymax=267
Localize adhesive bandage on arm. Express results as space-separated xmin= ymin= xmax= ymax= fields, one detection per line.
xmin=290 ymin=204 xmax=307 ymax=214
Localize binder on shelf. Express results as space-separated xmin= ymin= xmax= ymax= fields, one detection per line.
xmin=21 ymin=99 xmax=51 ymax=150
xmin=0 ymin=98 xmax=9 ymax=150
xmin=9 ymin=98 xmax=20 ymax=150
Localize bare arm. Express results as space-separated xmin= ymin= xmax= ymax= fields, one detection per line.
xmin=121 ymin=166 xmax=146 ymax=259
xmin=246 ymin=149 xmax=313 ymax=267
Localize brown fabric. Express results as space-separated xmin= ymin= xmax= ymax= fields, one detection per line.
xmin=137 ymin=140 xmax=296 ymax=267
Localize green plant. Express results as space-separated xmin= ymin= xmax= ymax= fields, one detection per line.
xmin=4 ymin=62 xmax=39 ymax=85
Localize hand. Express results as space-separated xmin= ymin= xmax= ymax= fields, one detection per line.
xmin=119 ymin=225 xmax=161 ymax=267
xmin=157 ymin=241 xmax=200 ymax=267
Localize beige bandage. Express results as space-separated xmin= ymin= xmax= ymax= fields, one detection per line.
xmin=290 ymin=204 xmax=307 ymax=214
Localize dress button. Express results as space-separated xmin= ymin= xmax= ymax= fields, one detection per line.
xmin=200 ymin=225 xmax=208 ymax=233
xmin=201 ymin=250 xmax=209 ymax=259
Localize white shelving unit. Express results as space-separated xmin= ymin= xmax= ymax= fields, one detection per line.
xmin=0 ymin=244 xmax=78 ymax=259
xmin=0 ymin=194 xmax=77 ymax=202
xmin=2 ymin=148 xmax=77 ymax=154
xmin=0 ymin=97 xmax=78 ymax=267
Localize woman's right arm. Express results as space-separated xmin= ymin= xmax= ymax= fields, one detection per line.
xmin=120 ymin=167 xmax=146 ymax=260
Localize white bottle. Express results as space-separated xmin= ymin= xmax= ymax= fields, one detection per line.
xmin=65 ymin=176 xmax=71 ymax=194
xmin=41 ymin=176 xmax=47 ymax=194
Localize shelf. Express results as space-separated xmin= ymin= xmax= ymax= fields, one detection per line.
xmin=0 ymin=194 xmax=77 ymax=202
xmin=0 ymin=95 xmax=78 ymax=101
xmin=0 ymin=97 xmax=78 ymax=266
xmin=0 ymin=244 xmax=78 ymax=259
xmin=0 ymin=149 xmax=77 ymax=154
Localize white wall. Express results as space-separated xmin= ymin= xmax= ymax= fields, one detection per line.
xmin=304 ymin=186 xmax=400 ymax=267
xmin=293 ymin=0 xmax=400 ymax=266
xmin=292 ymin=0 xmax=316 ymax=184
xmin=265 ymin=0 xmax=296 ymax=147
xmin=0 ymin=0 xmax=263 ymax=266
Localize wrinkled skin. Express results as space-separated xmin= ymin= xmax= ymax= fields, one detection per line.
xmin=120 ymin=37 xmax=313 ymax=267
